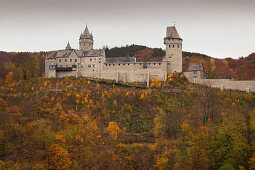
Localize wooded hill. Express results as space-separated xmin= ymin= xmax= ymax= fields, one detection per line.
xmin=0 ymin=72 xmax=255 ymax=169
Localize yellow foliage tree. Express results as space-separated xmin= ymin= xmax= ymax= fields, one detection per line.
xmin=106 ymin=121 xmax=121 ymax=140
xmin=5 ymin=72 xmax=13 ymax=85
xmin=46 ymin=144 xmax=71 ymax=169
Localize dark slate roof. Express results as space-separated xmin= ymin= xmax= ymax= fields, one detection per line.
xmin=188 ymin=62 xmax=204 ymax=72
xmin=165 ymin=26 xmax=181 ymax=39
xmin=46 ymin=50 xmax=72 ymax=59
xmin=76 ymin=49 xmax=105 ymax=57
xmin=46 ymin=49 xmax=105 ymax=59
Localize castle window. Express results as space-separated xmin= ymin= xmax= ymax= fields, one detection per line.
xmin=169 ymin=45 xmax=171 ymax=48
xmin=70 ymin=59 xmax=72 ymax=62
xmin=149 ymin=63 xmax=150 ymax=65
xmin=113 ymin=64 xmax=115 ymax=66
xmin=123 ymin=64 xmax=125 ymax=65
xmin=75 ymin=59 xmax=77 ymax=62
xmin=118 ymin=64 xmax=120 ymax=66
xmin=65 ymin=59 xmax=67 ymax=62
xmin=93 ymin=64 xmax=95 ymax=67
xmin=59 ymin=59 xmax=61 ymax=62
xmin=66 ymin=65 xmax=68 ymax=67
xmin=134 ymin=63 xmax=135 ymax=65
xmin=140 ymin=63 xmax=142 ymax=65
xmin=90 ymin=58 xmax=92 ymax=62
xmin=178 ymin=45 xmax=180 ymax=48
xmin=154 ymin=63 xmax=155 ymax=65
xmin=109 ymin=64 xmax=111 ymax=66
xmin=128 ymin=64 xmax=129 ymax=65
xmin=88 ymin=64 xmax=91 ymax=67
xmin=106 ymin=64 xmax=108 ymax=66
xmin=173 ymin=45 xmax=174 ymax=48
xmin=159 ymin=63 xmax=161 ymax=65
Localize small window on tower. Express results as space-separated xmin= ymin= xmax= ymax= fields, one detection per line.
xmin=173 ymin=45 xmax=175 ymax=48
xmin=65 ymin=59 xmax=67 ymax=62
xmin=169 ymin=45 xmax=171 ymax=48
xmin=178 ymin=45 xmax=180 ymax=48
xmin=75 ymin=59 xmax=77 ymax=62
xmin=70 ymin=59 xmax=72 ymax=62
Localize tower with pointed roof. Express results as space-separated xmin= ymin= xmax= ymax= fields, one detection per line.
xmin=66 ymin=42 xmax=72 ymax=50
xmin=164 ymin=26 xmax=183 ymax=73
xmin=79 ymin=24 xmax=94 ymax=51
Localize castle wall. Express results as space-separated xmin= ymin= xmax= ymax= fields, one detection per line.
xmin=184 ymin=72 xmax=255 ymax=92
xmin=45 ymin=58 xmax=57 ymax=78
xmin=101 ymin=62 xmax=167 ymax=82
xmin=200 ymin=79 xmax=255 ymax=92
xmin=80 ymin=56 xmax=102 ymax=78
xmin=56 ymin=71 xmax=77 ymax=78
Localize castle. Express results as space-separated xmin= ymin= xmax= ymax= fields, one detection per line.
xmin=45 ymin=24 xmax=182 ymax=83
xmin=45 ymin=24 xmax=255 ymax=92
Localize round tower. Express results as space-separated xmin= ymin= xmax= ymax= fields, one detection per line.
xmin=79 ymin=24 xmax=94 ymax=51
xmin=164 ymin=26 xmax=183 ymax=74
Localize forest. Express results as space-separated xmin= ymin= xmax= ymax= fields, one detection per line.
xmin=0 ymin=70 xmax=255 ymax=169
xmin=0 ymin=47 xmax=255 ymax=169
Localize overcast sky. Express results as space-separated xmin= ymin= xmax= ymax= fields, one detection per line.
xmin=0 ymin=0 xmax=254 ymax=59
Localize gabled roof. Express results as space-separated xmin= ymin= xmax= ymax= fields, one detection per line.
xmin=166 ymin=26 xmax=181 ymax=39
xmin=188 ymin=62 xmax=204 ymax=72
xmin=46 ymin=50 xmax=73 ymax=59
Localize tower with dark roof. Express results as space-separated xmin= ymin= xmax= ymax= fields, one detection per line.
xmin=164 ymin=26 xmax=183 ymax=73
xmin=66 ymin=42 xmax=72 ymax=50
xmin=79 ymin=24 xmax=94 ymax=51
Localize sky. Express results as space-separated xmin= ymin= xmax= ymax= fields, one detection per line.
xmin=0 ymin=0 xmax=254 ymax=59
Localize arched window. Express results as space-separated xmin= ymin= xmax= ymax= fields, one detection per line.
xmin=173 ymin=45 xmax=175 ymax=48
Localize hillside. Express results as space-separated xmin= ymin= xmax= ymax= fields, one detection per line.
xmin=0 ymin=74 xmax=255 ymax=169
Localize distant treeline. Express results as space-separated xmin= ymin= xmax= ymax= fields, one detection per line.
xmin=105 ymin=44 xmax=147 ymax=58
xmin=105 ymin=44 xmax=210 ymax=58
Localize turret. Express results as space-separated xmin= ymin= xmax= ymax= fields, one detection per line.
xmin=164 ymin=26 xmax=183 ymax=73
xmin=66 ymin=42 xmax=72 ymax=50
xmin=79 ymin=24 xmax=94 ymax=51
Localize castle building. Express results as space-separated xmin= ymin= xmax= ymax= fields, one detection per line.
xmin=45 ymin=24 xmax=183 ymax=83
